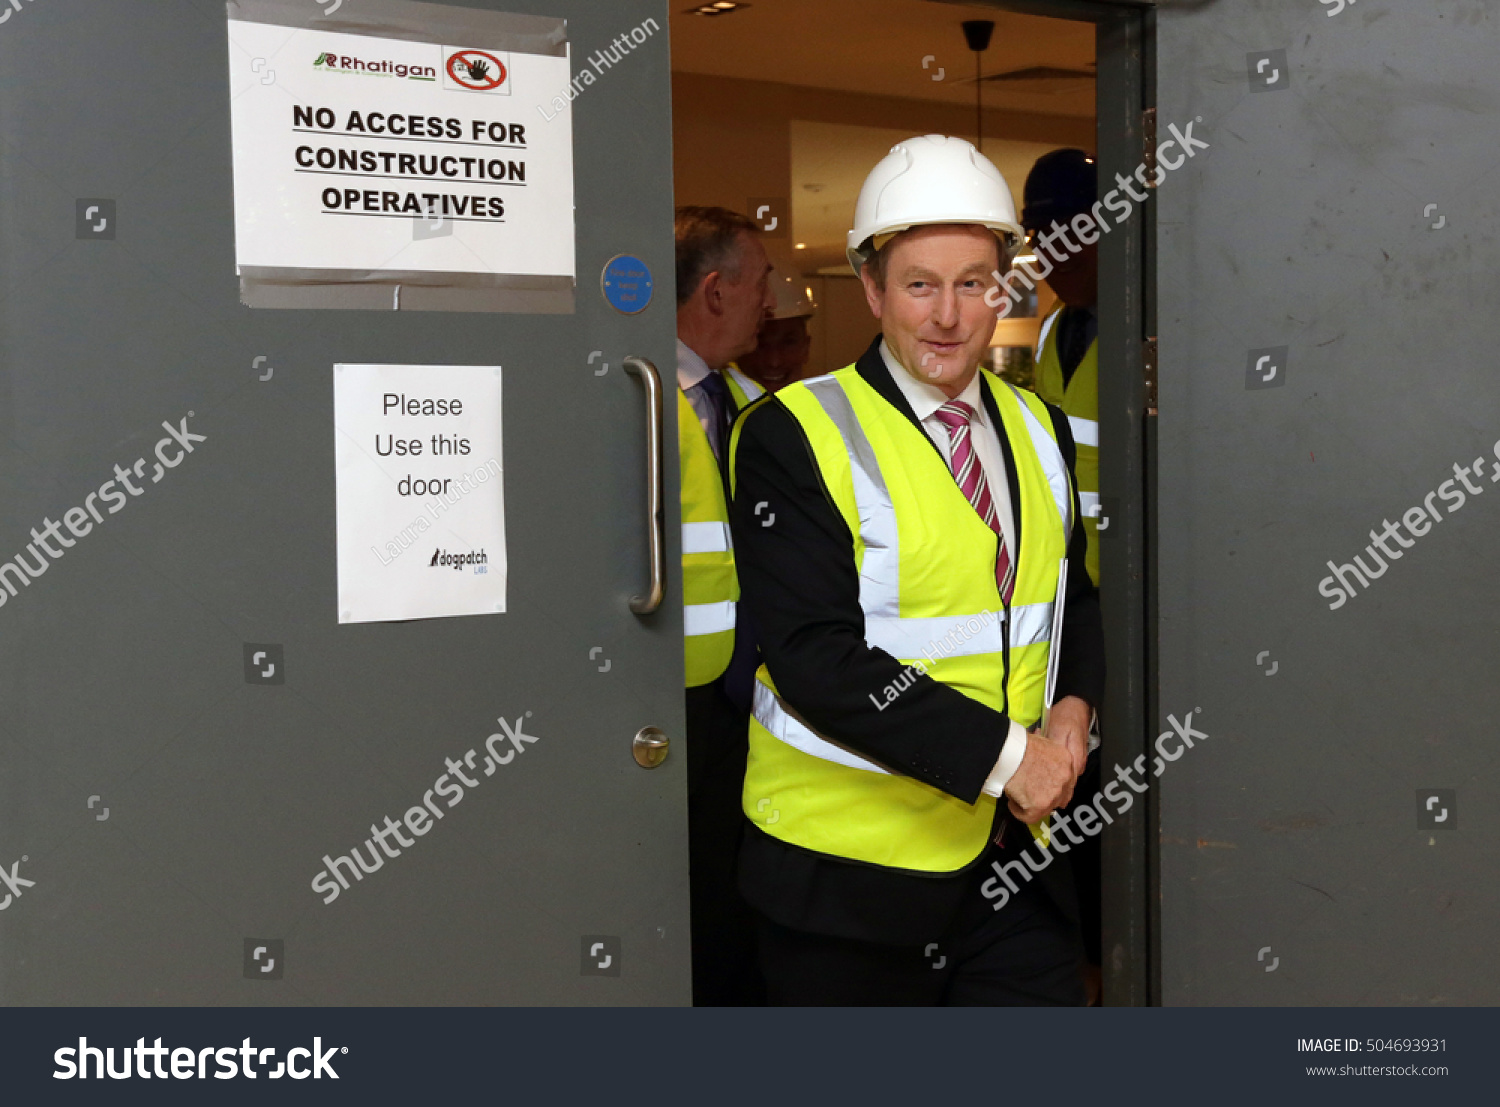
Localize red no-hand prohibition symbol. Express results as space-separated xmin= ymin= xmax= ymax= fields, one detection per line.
xmin=447 ymin=49 xmax=506 ymax=90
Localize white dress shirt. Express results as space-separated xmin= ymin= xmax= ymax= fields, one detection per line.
xmin=879 ymin=341 xmax=1029 ymax=798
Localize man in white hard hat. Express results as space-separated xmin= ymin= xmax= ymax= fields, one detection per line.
xmin=727 ymin=135 xmax=1104 ymax=1004
xmin=731 ymin=268 xmax=818 ymax=396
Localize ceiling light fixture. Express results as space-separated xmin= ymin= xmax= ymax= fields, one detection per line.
xmin=687 ymin=1 xmax=749 ymax=14
xmin=961 ymin=20 xmax=995 ymax=150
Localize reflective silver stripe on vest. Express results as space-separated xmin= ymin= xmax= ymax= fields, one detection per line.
xmin=1078 ymin=491 xmax=1101 ymax=521
xmin=1036 ymin=307 xmax=1061 ymax=361
xmin=1006 ymin=384 xmax=1073 ymax=537
xmin=725 ymin=364 xmax=764 ymax=404
xmin=864 ymin=602 xmax=1046 ymax=657
xmin=804 ymin=377 xmax=901 ymax=624
xmin=1008 ymin=600 xmax=1055 ymax=650
xmin=682 ymin=521 xmax=732 ymax=555
xmin=1068 ymin=415 xmax=1099 ymax=448
xmin=866 ymin=612 xmax=1003 ymax=660
xmin=684 ymin=600 xmax=735 ymax=637
xmin=753 ymin=680 xmax=890 ymax=775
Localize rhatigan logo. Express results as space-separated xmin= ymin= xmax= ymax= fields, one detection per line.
xmin=314 ymin=50 xmax=437 ymax=81
xmin=445 ymin=48 xmax=508 ymax=92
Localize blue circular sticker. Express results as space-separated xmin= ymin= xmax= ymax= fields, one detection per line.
xmin=601 ymin=254 xmax=653 ymax=315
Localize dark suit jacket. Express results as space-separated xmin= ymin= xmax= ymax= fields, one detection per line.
xmin=728 ymin=336 xmax=1105 ymax=945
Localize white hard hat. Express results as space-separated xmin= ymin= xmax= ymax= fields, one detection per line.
xmin=846 ymin=134 xmax=1023 ymax=275
xmin=769 ymin=268 xmax=817 ymax=319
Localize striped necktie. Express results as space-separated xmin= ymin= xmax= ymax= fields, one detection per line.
xmin=933 ymin=400 xmax=1015 ymax=602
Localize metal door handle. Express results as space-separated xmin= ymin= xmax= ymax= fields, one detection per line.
xmin=623 ymin=356 xmax=664 ymax=615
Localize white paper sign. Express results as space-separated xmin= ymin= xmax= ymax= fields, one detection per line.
xmin=335 ymin=364 xmax=507 ymax=623
xmin=226 ymin=10 xmax=574 ymax=299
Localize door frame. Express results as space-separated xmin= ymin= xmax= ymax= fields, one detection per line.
xmin=936 ymin=0 xmax=1159 ymax=1006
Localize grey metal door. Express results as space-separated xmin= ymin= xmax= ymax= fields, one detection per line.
xmin=1155 ymin=2 xmax=1500 ymax=1004
xmin=0 ymin=0 xmax=689 ymax=1005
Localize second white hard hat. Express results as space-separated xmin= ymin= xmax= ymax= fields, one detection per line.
xmin=769 ymin=268 xmax=818 ymax=320
xmin=846 ymin=134 xmax=1023 ymax=275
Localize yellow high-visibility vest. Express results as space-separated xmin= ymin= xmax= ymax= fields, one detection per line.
xmin=723 ymin=363 xmax=764 ymax=408
xmin=679 ymin=386 xmax=737 ymax=688
xmin=730 ymin=365 xmax=1073 ymax=872
xmin=1034 ymin=305 xmax=1099 ymax=585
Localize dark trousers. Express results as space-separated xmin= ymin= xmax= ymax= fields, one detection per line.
xmin=685 ymin=680 xmax=764 ymax=1006
xmin=1066 ymin=751 xmax=1103 ymax=967
xmin=756 ymin=868 xmax=1085 ymax=1006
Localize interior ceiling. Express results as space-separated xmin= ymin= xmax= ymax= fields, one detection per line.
xmin=668 ymin=0 xmax=1096 ymax=118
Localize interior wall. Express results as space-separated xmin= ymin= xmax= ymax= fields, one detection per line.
xmin=671 ymin=70 xmax=1093 ymax=212
xmin=804 ymin=276 xmax=878 ymax=374
xmin=671 ymin=71 xmax=1093 ymax=372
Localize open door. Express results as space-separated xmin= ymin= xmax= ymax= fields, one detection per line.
xmin=0 ymin=0 xmax=689 ymax=1005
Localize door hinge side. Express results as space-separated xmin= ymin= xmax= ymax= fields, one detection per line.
xmin=1142 ymin=107 xmax=1158 ymax=189
xmin=1143 ymin=336 xmax=1158 ymax=416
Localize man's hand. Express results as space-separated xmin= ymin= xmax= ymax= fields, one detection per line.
xmin=1003 ymin=729 xmax=1077 ymax=825
xmin=1046 ymin=695 xmax=1093 ymax=777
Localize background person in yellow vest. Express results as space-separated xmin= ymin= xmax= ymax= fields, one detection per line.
xmin=674 ymin=206 xmax=775 ymax=1005
xmin=729 ymin=136 xmax=1104 ymax=1005
xmin=1023 ymin=148 xmax=1104 ymax=1003
xmin=1025 ymin=149 xmax=1100 ymax=586
xmin=731 ymin=267 xmax=818 ymax=395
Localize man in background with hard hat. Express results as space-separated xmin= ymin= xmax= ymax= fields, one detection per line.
xmin=731 ymin=267 xmax=818 ymax=397
xmin=1023 ymin=148 xmax=1104 ymax=1003
xmin=674 ymin=205 xmax=776 ymax=1005
xmin=1025 ymin=149 xmax=1101 ymax=585
xmin=728 ymin=136 xmax=1104 ymax=1004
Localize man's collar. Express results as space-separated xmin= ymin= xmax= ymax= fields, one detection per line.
xmin=676 ymin=338 xmax=712 ymax=393
xmin=879 ymin=339 xmax=986 ymax=421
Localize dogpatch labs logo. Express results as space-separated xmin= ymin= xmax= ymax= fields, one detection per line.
xmin=429 ymin=548 xmax=488 ymax=574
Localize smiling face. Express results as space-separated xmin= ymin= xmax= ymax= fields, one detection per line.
xmin=859 ymin=224 xmax=1004 ymax=399
xmin=737 ymin=316 xmax=812 ymax=391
